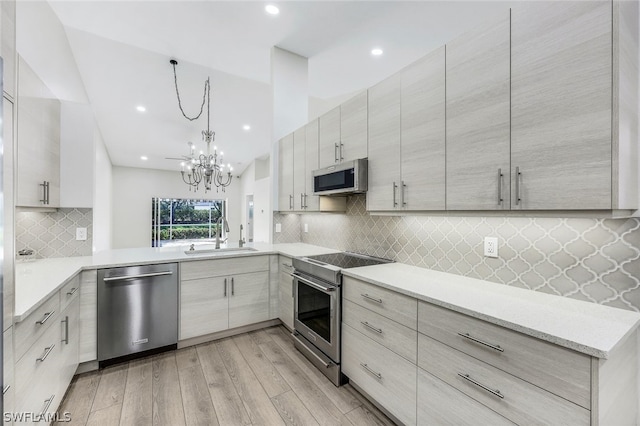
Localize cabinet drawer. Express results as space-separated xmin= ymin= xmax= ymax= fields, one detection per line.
xmin=418 ymin=367 xmax=514 ymax=426
xmin=4 ymin=328 xmax=15 ymax=425
xmin=418 ymin=302 xmax=591 ymax=408
xmin=343 ymin=276 xmax=417 ymax=329
xmin=60 ymin=274 xmax=80 ymax=311
xmin=14 ymin=294 xmax=60 ymax=361
xmin=342 ymin=299 xmax=417 ymax=363
xmin=342 ymin=324 xmax=417 ymax=426
xmin=418 ymin=334 xmax=590 ymax=425
xmin=181 ymin=255 xmax=269 ymax=280
xmin=15 ymin=315 xmax=61 ymax=416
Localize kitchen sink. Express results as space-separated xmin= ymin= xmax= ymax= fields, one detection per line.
xmin=184 ymin=246 xmax=258 ymax=255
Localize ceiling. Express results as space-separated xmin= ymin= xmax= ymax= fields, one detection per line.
xmin=18 ymin=1 xmax=514 ymax=176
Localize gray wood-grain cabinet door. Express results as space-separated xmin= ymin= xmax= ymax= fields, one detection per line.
xmin=180 ymin=276 xmax=229 ymax=339
xmin=400 ymin=46 xmax=446 ymax=211
xmin=511 ymin=1 xmax=612 ymax=210
xmin=318 ymin=106 xmax=340 ymax=168
xmin=228 ymin=271 xmax=270 ymax=329
xmin=293 ymin=127 xmax=306 ymax=211
xmin=277 ymin=134 xmax=294 ymax=211
xmin=340 ymin=91 xmax=368 ymax=162
xmin=446 ymin=14 xmax=511 ymax=210
xmin=367 ymin=74 xmax=401 ymax=211
xmin=305 ymin=119 xmax=320 ymax=211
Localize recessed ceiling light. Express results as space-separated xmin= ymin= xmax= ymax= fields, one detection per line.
xmin=243 ymin=124 xmax=251 ymax=131
xmin=136 ymin=105 xmax=146 ymax=112
xmin=265 ymin=4 xmax=279 ymax=15
xmin=371 ymin=48 xmax=383 ymax=56
xmin=140 ymin=156 xmax=148 ymax=160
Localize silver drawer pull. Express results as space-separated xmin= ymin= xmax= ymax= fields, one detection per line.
xmin=360 ymin=293 xmax=383 ymax=304
xmin=2 ymin=385 xmax=10 ymax=395
xmin=36 ymin=344 xmax=55 ymax=362
xmin=36 ymin=311 xmax=55 ymax=325
xmin=40 ymin=394 xmax=55 ymax=416
xmin=66 ymin=287 xmax=78 ymax=296
xmin=458 ymin=373 xmax=504 ymax=399
xmin=457 ymin=333 xmax=504 ymax=353
xmin=360 ymin=363 xmax=382 ymax=380
xmin=360 ymin=321 xmax=383 ymax=334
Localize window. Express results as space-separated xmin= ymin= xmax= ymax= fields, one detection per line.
xmin=151 ymin=198 xmax=226 ymax=247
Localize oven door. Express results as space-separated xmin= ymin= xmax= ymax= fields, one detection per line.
xmin=293 ymin=272 xmax=340 ymax=362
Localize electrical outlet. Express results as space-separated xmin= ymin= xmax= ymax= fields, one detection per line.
xmin=484 ymin=237 xmax=498 ymax=258
xmin=76 ymin=227 xmax=87 ymax=241
xmin=304 ymin=224 xmax=309 ymax=233
xmin=275 ymin=223 xmax=282 ymax=233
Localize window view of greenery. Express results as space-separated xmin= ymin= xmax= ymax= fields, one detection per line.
xmin=151 ymin=198 xmax=225 ymax=247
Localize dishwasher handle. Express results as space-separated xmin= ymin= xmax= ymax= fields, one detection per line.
xmin=103 ymin=271 xmax=173 ymax=282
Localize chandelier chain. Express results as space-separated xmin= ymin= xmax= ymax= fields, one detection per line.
xmin=171 ymin=60 xmax=209 ymax=122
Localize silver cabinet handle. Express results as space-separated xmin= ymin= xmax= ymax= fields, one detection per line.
xmin=231 ymin=277 xmax=235 ymax=296
xmin=40 ymin=394 xmax=55 ymax=416
xmin=393 ymin=182 xmax=398 ymax=207
xmin=339 ymin=142 xmax=344 ymax=161
xmin=40 ymin=181 xmax=48 ymax=204
xmin=66 ymin=287 xmax=78 ymax=296
xmin=401 ymin=181 xmax=407 ymax=206
xmin=515 ymin=166 xmax=521 ymax=206
xmin=497 ymin=169 xmax=503 ymax=205
xmin=46 ymin=181 xmax=50 ymax=205
xmin=303 ymin=193 xmax=308 ymax=209
xmin=360 ymin=321 xmax=383 ymax=334
xmin=37 ymin=344 xmax=55 ymax=362
xmin=282 ymin=263 xmax=293 ymax=268
xmin=2 ymin=385 xmax=10 ymax=395
xmin=334 ymin=143 xmax=339 ymax=162
xmin=289 ymin=194 xmax=293 ymax=210
xmin=360 ymin=363 xmax=382 ymax=380
xmin=103 ymin=271 xmax=173 ymax=282
xmin=361 ymin=293 xmax=382 ymax=304
xmin=224 ymin=278 xmax=227 ymax=297
xmin=458 ymin=373 xmax=504 ymax=399
xmin=36 ymin=311 xmax=55 ymax=325
xmin=457 ymin=332 xmax=504 ymax=352
xmin=62 ymin=316 xmax=69 ymax=344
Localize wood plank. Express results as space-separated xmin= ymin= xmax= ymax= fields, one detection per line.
xmin=232 ymin=332 xmax=291 ymax=397
xmin=86 ymin=404 xmax=123 ymax=426
xmin=342 ymin=385 xmax=395 ymax=426
xmin=91 ymin=363 xmax=128 ymax=412
xmin=344 ymin=406 xmax=392 ymax=426
xmin=152 ymin=352 xmax=186 ymax=426
xmin=196 ymin=341 xmax=251 ymax=426
xmin=263 ymin=327 xmax=362 ymax=415
xmin=271 ymin=390 xmax=321 ymax=426
xmin=249 ymin=328 xmax=274 ymax=345
xmin=120 ymin=358 xmax=153 ymax=425
xmin=54 ymin=371 xmax=101 ymax=426
xmin=175 ymin=348 xmax=220 ymax=426
xmin=258 ymin=336 xmax=352 ymax=426
xmin=215 ymin=338 xmax=285 ymax=426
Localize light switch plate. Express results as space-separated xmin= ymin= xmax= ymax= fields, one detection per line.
xmin=484 ymin=237 xmax=498 ymax=258
xmin=76 ymin=227 xmax=87 ymax=241
xmin=275 ymin=223 xmax=282 ymax=233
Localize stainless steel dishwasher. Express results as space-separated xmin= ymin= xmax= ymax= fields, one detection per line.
xmin=97 ymin=263 xmax=178 ymax=367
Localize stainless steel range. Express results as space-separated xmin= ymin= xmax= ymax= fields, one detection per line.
xmin=292 ymin=252 xmax=392 ymax=386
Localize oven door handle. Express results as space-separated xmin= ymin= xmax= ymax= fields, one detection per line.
xmin=293 ymin=273 xmax=336 ymax=293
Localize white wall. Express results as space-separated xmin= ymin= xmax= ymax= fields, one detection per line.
xmin=93 ymin=130 xmax=112 ymax=252
xmin=111 ymin=166 xmax=241 ymax=249
xmin=239 ymin=157 xmax=272 ymax=243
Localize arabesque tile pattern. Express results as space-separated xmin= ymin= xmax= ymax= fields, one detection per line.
xmin=274 ymin=195 xmax=640 ymax=312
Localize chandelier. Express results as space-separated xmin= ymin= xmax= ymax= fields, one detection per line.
xmin=170 ymin=59 xmax=233 ymax=192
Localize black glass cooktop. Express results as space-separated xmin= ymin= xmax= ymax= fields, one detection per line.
xmin=305 ymin=252 xmax=392 ymax=269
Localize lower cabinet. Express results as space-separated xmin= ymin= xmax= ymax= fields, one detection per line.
xmin=3 ymin=327 xmax=15 ymax=426
xmin=180 ymin=256 xmax=271 ymax=340
xmin=278 ymin=255 xmax=294 ymax=330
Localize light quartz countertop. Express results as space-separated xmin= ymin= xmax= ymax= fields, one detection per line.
xmin=14 ymin=243 xmax=339 ymax=322
xmin=342 ymin=263 xmax=640 ymax=359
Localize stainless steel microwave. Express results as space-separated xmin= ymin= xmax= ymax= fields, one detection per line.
xmin=312 ymin=159 xmax=368 ymax=196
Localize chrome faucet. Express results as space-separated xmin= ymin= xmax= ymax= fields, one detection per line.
xmin=239 ymin=224 xmax=245 ymax=247
xmin=215 ymin=216 xmax=230 ymax=249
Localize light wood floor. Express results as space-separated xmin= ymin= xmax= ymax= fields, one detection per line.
xmin=56 ymin=326 xmax=396 ymax=426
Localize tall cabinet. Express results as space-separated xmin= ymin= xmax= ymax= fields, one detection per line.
xmin=278 ymin=133 xmax=294 ymax=211
xmin=445 ymin=14 xmax=511 ymax=210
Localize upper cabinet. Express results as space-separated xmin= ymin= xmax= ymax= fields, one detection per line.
xmin=318 ymin=92 xmax=368 ymax=169
xmin=1 ymin=0 xmax=16 ymax=100
xmin=511 ymin=1 xmax=621 ymax=210
xmin=293 ymin=127 xmax=306 ymax=211
xmin=304 ymin=119 xmax=320 ymax=211
xmin=16 ymin=57 xmax=61 ymax=208
xmin=446 ymin=14 xmax=511 ymax=211
xmin=277 ymin=133 xmax=294 ymax=212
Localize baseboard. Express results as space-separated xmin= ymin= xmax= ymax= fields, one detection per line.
xmin=349 ymin=380 xmax=404 ymax=426
xmin=177 ymin=319 xmax=282 ymax=349
xmin=76 ymin=360 xmax=99 ymax=374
